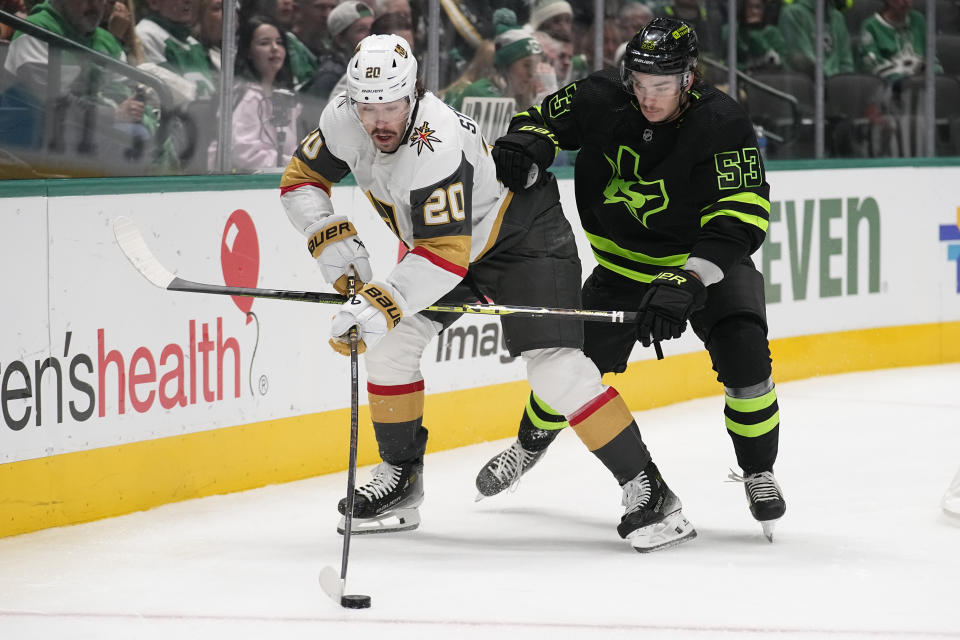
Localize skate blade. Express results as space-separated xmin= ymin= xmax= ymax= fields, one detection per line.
xmin=473 ymin=485 xmax=513 ymax=502
xmin=627 ymin=509 xmax=697 ymax=553
xmin=337 ymin=507 xmax=421 ymax=535
xmin=760 ymin=518 xmax=779 ymax=542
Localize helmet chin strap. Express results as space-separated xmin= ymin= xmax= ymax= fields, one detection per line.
xmin=400 ymin=97 xmax=420 ymax=138
xmin=660 ymin=96 xmax=686 ymax=123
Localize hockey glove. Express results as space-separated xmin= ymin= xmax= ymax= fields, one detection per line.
xmin=492 ymin=125 xmax=558 ymax=191
xmin=636 ymin=269 xmax=707 ymax=347
xmin=307 ymin=216 xmax=372 ymax=295
xmin=329 ymin=282 xmax=403 ymax=355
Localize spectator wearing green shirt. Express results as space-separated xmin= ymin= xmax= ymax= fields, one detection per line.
xmin=859 ymin=0 xmax=941 ymax=84
xmin=136 ymin=0 xmax=217 ymax=97
xmin=778 ymin=0 xmax=854 ymax=76
xmin=721 ymin=0 xmax=786 ymax=71
xmin=445 ymin=9 xmax=549 ymax=112
xmin=194 ymin=0 xmax=221 ymax=71
xmin=2 ymin=0 xmax=151 ymax=157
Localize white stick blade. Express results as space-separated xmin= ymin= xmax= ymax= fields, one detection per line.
xmin=943 ymin=467 xmax=960 ymax=518
xmin=319 ymin=566 xmax=344 ymax=603
xmin=112 ymin=216 xmax=175 ymax=289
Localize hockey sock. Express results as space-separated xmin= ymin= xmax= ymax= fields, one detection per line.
xmin=568 ymin=388 xmax=651 ymax=485
xmin=517 ymin=392 xmax=567 ymax=452
xmin=724 ymin=385 xmax=779 ymax=475
xmin=368 ymin=380 xmax=428 ymax=464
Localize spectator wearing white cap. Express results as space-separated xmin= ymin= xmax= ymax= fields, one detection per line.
xmin=528 ymin=0 xmax=572 ymax=42
xmin=327 ymin=0 xmax=374 ymax=54
xmin=299 ymin=0 xmax=373 ymax=129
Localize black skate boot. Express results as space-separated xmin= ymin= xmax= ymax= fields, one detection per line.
xmin=617 ymin=461 xmax=697 ymax=553
xmin=476 ymin=392 xmax=564 ymax=500
xmin=337 ymin=458 xmax=423 ymax=535
xmin=729 ymin=469 xmax=786 ymax=542
xmin=475 ymin=410 xmax=560 ymax=500
xmin=475 ymin=440 xmax=550 ymax=500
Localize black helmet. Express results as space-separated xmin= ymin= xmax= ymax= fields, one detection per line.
xmin=621 ymin=17 xmax=699 ymax=78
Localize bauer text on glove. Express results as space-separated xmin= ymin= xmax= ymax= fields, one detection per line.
xmin=329 ymin=282 xmax=403 ymax=355
xmin=636 ymin=269 xmax=707 ymax=347
xmin=492 ymin=126 xmax=558 ymax=191
xmin=307 ymin=217 xmax=372 ymax=295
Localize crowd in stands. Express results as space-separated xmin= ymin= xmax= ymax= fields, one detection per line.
xmin=1 ymin=0 xmax=959 ymax=176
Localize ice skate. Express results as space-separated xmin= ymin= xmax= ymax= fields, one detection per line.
xmin=728 ymin=469 xmax=786 ymax=542
xmin=337 ymin=459 xmax=423 ymax=535
xmin=475 ymin=440 xmax=548 ymax=500
xmin=617 ymin=462 xmax=697 ymax=553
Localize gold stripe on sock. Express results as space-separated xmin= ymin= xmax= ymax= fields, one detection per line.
xmin=368 ymin=390 xmax=424 ymax=424
xmin=569 ymin=389 xmax=634 ymax=451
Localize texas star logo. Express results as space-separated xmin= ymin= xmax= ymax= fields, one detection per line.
xmin=409 ymin=121 xmax=441 ymax=154
xmin=603 ymin=145 xmax=669 ymax=226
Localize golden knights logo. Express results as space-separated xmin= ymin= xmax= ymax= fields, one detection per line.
xmin=394 ymin=43 xmax=408 ymax=58
xmin=603 ymin=146 xmax=669 ymax=226
xmin=410 ymin=121 xmax=441 ymax=154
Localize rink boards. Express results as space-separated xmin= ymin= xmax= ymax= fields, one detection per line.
xmin=2 ymin=162 xmax=960 ymax=537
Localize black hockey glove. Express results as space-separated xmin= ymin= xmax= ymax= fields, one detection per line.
xmin=636 ymin=269 xmax=707 ymax=347
xmin=492 ymin=125 xmax=557 ymax=191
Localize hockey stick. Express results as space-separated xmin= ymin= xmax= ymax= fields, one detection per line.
xmin=319 ymin=275 xmax=371 ymax=609
xmin=112 ymin=217 xmax=640 ymax=324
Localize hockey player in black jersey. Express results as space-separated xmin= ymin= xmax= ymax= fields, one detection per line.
xmin=476 ymin=18 xmax=787 ymax=544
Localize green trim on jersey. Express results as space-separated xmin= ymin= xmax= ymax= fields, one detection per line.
xmin=585 ymin=231 xmax=689 ymax=267
xmin=700 ymin=192 xmax=771 ymax=232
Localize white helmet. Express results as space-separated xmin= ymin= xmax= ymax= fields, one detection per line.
xmin=346 ymin=34 xmax=418 ymax=106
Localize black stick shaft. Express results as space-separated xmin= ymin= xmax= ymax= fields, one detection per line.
xmin=339 ymin=277 xmax=360 ymax=586
xmin=166 ymin=277 xmax=639 ymax=323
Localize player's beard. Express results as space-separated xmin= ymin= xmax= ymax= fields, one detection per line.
xmin=371 ymin=126 xmax=404 ymax=152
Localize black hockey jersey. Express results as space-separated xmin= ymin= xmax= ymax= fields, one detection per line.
xmin=510 ymin=68 xmax=770 ymax=282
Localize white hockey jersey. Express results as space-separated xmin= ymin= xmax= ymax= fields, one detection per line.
xmin=280 ymin=91 xmax=512 ymax=316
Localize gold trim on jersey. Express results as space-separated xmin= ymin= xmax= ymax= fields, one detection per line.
xmin=365 ymin=191 xmax=404 ymax=243
xmin=413 ymin=235 xmax=471 ymax=270
xmin=281 ymin=156 xmax=333 ymax=192
xmin=474 ymin=191 xmax=513 ymax=261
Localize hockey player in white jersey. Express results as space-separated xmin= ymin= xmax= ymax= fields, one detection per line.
xmin=279 ymin=34 xmax=695 ymax=552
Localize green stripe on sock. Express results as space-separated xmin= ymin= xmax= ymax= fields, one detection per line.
xmin=725 ymin=389 xmax=777 ymax=413
xmin=725 ymin=411 xmax=780 ymax=438
xmin=528 ymin=393 xmax=569 ymax=431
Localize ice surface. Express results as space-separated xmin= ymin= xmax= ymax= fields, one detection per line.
xmin=2 ymin=365 xmax=959 ymax=639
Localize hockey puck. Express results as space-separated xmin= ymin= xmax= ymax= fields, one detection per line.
xmin=341 ymin=594 xmax=371 ymax=609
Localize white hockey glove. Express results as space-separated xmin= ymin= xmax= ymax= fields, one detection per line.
xmin=329 ymin=282 xmax=403 ymax=355
xmin=307 ymin=216 xmax=372 ymax=295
